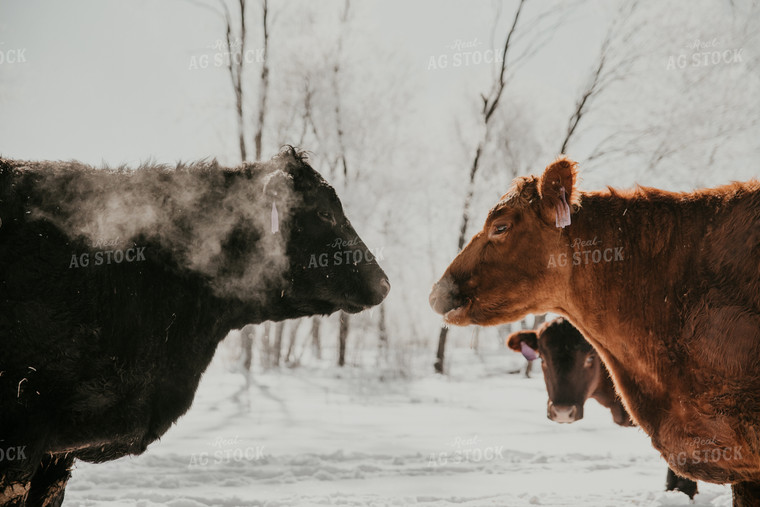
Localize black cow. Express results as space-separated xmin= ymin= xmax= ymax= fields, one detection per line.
xmin=0 ymin=147 xmax=389 ymax=506
xmin=507 ymin=318 xmax=698 ymax=499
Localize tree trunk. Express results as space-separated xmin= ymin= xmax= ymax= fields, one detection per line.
xmin=338 ymin=311 xmax=349 ymax=367
xmin=311 ymin=316 xmax=322 ymax=359
xmin=241 ymin=324 xmax=255 ymax=372
xmin=434 ymin=143 xmax=483 ymax=373
xmin=222 ymin=0 xmax=247 ymax=162
xmin=260 ymin=322 xmax=271 ymax=368
xmin=378 ymin=303 xmax=388 ymax=356
xmin=433 ymin=0 xmax=525 ymax=374
xmin=285 ymin=319 xmax=301 ymax=365
xmin=471 ymin=327 xmax=480 ymax=352
xmin=253 ymin=0 xmax=269 ymax=160
xmin=272 ymin=321 xmax=284 ymax=367
xmin=434 ymin=326 xmax=448 ymax=374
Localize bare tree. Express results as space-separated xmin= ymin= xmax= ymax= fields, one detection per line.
xmin=434 ymin=0 xmax=526 ymax=374
xmin=284 ymin=319 xmax=302 ymax=364
xmin=332 ymin=0 xmax=352 ymax=368
xmin=259 ymin=322 xmax=271 ymax=368
xmin=560 ymin=2 xmax=641 ymax=155
xmin=377 ymin=304 xmax=388 ymax=357
xmin=337 ymin=312 xmax=349 ymax=367
xmin=221 ymin=0 xmax=247 ymax=162
xmin=311 ymin=317 xmax=322 ymax=360
xmin=253 ymin=0 xmax=269 ymax=159
xmin=240 ymin=324 xmax=255 ymax=371
xmin=272 ymin=320 xmax=284 ymax=366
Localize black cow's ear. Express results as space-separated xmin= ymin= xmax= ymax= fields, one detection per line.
xmin=538 ymin=157 xmax=579 ymax=228
xmin=506 ymin=330 xmax=539 ymax=352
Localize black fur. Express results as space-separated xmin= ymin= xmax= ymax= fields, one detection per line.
xmin=0 ymin=147 xmax=389 ymax=505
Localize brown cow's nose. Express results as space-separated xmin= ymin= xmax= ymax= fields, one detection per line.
xmin=547 ymin=402 xmax=582 ymax=423
xmin=429 ymin=275 xmax=461 ymax=315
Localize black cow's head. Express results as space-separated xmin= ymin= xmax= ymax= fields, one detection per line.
xmin=507 ymin=318 xmax=600 ymax=423
xmin=229 ymin=147 xmax=389 ymax=320
xmin=20 ymin=149 xmax=389 ymax=324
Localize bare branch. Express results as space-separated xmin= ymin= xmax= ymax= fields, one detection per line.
xmin=222 ymin=0 xmax=247 ymax=162
xmin=559 ymin=1 xmax=641 ymax=154
xmin=483 ymin=0 xmax=525 ymax=123
xmin=254 ymin=0 xmax=269 ymax=160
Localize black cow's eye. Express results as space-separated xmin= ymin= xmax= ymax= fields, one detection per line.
xmin=318 ymin=211 xmax=334 ymax=223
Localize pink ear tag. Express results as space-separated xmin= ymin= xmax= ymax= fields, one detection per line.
xmin=555 ymin=186 xmax=572 ymax=228
xmin=520 ymin=341 xmax=538 ymax=361
xmin=271 ymin=202 xmax=280 ymax=234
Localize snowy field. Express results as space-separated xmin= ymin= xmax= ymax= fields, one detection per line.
xmin=64 ymin=348 xmax=733 ymax=507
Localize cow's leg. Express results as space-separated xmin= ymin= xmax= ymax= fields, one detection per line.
xmin=732 ymin=481 xmax=760 ymax=507
xmin=664 ymin=467 xmax=698 ymax=499
xmin=26 ymin=455 xmax=74 ymax=507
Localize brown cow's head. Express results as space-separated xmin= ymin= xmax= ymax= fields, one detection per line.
xmin=429 ymin=157 xmax=579 ymax=325
xmin=506 ymin=318 xmax=600 ymax=423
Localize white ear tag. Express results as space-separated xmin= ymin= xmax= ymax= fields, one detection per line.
xmin=555 ymin=186 xmax=572 ymax=228
xmin=271 ymin=202 xmax=280 ymax=234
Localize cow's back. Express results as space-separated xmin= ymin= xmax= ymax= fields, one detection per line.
xmin=698 ymin=183 xmax=760 ymax=310
xmin=0 ymin=159 xmax=241 ymax=464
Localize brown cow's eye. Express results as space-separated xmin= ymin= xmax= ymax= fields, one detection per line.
xmin=493 ymin=223 xmax=511 ymax=235
xmin=584 ymin=355 xmax=595 ymax=368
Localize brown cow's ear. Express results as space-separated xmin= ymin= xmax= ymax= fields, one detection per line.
xmin=538 ymin=157 xmax=579 ymax=228
xmin=506 ymin=331 xmax=539 ymax=352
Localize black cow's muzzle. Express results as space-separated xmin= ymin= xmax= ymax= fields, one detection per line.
xmin=345 ymin=276 xmax=390 ymax=312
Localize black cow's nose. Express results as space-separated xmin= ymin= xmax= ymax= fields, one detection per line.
xmin=547 ymin=402 xmax=582 ymax=423
xmin=363 ymin=277 xmax=390 ymax=307
xmin=429 ymin=275 xmax=460 ymax=315
xmin=379 ymin=278 xmax=391 ymax=298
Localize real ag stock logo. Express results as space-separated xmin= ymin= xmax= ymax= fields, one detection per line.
xmin=427 ymin=435 xmax=505 ymax=468
xmin=665 ymin=436 xmax=743 ymax=468
xmin=666 ymin=37 xmax=744 ymax=70
xmin=307 ymin=237 xmax=384 ymax=269
xmin=68 ymin=237 xmax=147 ymax=268
xmin=188 ymin=38 xmax=265 ymax=71
xmin=546 ymin=236 xmax=624 ymax=269
xmin=188 ymin=435 xmax=267 ymax=468
xmin=426 ymin=38 xmax=504 ymax=70
xmin=0 ymin=441 xmax=27 ymax=463
xmin=0 ymin=42 xmax=27 ymax=65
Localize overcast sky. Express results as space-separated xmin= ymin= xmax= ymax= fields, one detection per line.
xmin=0 ymin=0 xmax=609 ymax=166
xmin=1 ymin=0 xmax=757 ymax=197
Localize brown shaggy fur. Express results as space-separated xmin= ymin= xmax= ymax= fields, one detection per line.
xmin=430 ymin=157 xmax=760 ymax=504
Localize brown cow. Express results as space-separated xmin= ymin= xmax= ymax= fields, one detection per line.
xmin=430 ymin=157 xmax=760 ymax=506
xmin=507 ymin=318 xmax=698 ymax=499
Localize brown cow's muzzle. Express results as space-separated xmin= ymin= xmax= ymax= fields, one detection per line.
xmin=547 ymin=402 xmax=583 ymax=423
xmin=429 ymin=274 xmax=463 ymax=315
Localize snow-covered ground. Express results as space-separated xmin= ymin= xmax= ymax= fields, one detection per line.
xmin=64 ymin=348 xmax=733 ymax=506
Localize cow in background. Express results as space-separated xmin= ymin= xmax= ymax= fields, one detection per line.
xmin=0 ymin=147 xmax=390 ymax=506
xmin=507 ymin=318 xmax=697 ymax=498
